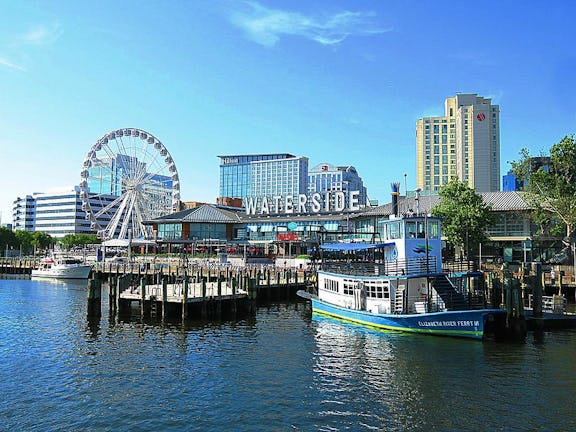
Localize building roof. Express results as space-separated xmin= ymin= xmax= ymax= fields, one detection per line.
xmin=358 ymin=191 xmax=532 ymax=218
xmin=148 ymin=204 xmax=243 ymax=224
xmin=147 ymin=192 xmax=533 ymax=225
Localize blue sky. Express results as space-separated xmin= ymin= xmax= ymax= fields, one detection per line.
xmin=1 ymin=0 xmax=575 ymax=223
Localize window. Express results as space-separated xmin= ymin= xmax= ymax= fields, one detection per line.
xmin=385 ymin=221 xmax=401 ymax=239
xmin=324 ymin=279 xmax=339 ymax=292
xmin=343 ymin=280 xmax=355 ymax=295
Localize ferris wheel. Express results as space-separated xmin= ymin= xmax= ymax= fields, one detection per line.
xmin=79 ymin=128 xmax=180 ymax=241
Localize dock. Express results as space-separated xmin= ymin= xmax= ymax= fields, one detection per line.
xmin=86 ymin=264 xmax=310 ymax=321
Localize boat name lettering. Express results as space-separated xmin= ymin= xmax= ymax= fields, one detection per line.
xmin=418 ymin=320 xmax=480 ymax=327
xmin=244 ymin=191 xmax=360 ymax=215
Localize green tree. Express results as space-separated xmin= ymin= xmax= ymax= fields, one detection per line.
xmin=14 ymin=230 xmax=34 ymax=255
xmin=432 ymin=178 xmax=494 ymax=259
xmin=0 ymin=227 xmax=18 ymax=255
xmin=511 ymin=134 xmax=576 ymax=264
xmin=59 ymin=234 xmax=100 ymax=249
xmin=31 ymin=231 xmax=54 ymax=253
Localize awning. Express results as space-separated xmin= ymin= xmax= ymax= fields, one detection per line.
xmin=260 ymin=225 xmax=274 ymax=232
xmin=323 ymin=223 xmax=340 ymax=231
xmin=320 ymin=242 xmax=392 ymax=251
xmin=102 ymin=239 xmax=157 ymax=247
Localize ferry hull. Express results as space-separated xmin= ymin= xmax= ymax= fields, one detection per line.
xmin=311 ymin=296 xmax=505 ymax=340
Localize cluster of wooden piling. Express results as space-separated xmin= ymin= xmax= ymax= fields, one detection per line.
xmin=87 ymin=267 xmax=310 ymax=322
xmin=0 ymin=258 xmax=36 ymax=277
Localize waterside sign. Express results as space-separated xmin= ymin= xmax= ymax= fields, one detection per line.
xmin=244 ymin=191 xmax=360 ymax=215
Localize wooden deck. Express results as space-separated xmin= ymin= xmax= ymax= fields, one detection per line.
xmin=119 ymin=280 xmax=247 ymax=303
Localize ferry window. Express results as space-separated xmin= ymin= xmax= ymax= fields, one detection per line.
xmin=406 ymin=221 xmax=417 ymax=238
xmin=386 ymin=221 xmax=401 ymax=239
xmin=366 ymin=284 xmax=383 ymax=298
xmin=416 ymin=221 xmax=426 ymax=237
xmin=343 ymin=280 xmax=354 ymax=295
xmin=324 ymin=279 xmax=339 ymax=292
xmin=427 ymin=220 xmax=440 ymax=238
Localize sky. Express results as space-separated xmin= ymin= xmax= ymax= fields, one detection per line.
xmin=1 ymin=0 xmax=575 ymax=223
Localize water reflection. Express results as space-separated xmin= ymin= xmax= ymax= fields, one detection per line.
xmin=309 ymin=313 xmax=576 ymax=431
xmin=30 ymin=277 xmax=89 ymax=289
xmin=2 ymin=279 xmax=576 ymax=432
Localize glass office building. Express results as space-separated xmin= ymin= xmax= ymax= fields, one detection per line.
xmin=218 ymin=154 xmax=309 ymax=202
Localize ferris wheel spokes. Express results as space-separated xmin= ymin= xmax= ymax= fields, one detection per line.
xmin=79 ymin=128 xmax=180 ymax=241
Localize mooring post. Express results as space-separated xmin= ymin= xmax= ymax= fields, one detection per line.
xmin=87 ymin=277 xmax=102 ymax=318
xmin=201 ymin=277 xmax=207 ymax=319
xmin=160 ymin=276 xmax=167 ymax=321
xmin=182 ymin=276 xmax=189 ymax=321
xmin=531 ymin=262 xmax=543 ymax=319
xmin=140 ymin=278 xmax=146 ymax=319
xmin=109 ymin=275 xmax=117 ymax=315
xmin=116 ymin=275 xmax=124 ymax=315
xmin=217 ymin=274 xmax=222 ymax=318
xmin=231 ymin=276 xmax=237 ymax=318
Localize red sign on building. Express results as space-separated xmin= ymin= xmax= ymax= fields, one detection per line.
xmin=277 ymin=233 xmax=298 ymax=241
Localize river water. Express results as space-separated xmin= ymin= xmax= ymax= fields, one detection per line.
xmin=0 ymin=278 xmax=575 ymax=432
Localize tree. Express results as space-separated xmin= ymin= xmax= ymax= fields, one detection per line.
xmin=31 ymin=232 xmax=54 ymax=253
xmin=432 ymin=178 xmax=494 ymax=260
xmin=511 ymin=134 xmax=576 ymax=265
xmin=59 ymin=234 xmax=100 ymax=250
xmin=0 ymin=227 xmax=18 ymax=256
xmin=14 ymin=230 xmax=33 ymax=255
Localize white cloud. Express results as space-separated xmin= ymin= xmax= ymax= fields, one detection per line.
xmin=229 ymin=2 xmax=390 ymax=47
xmin=19 ymin=23 xmax=63 ymax=46
xmin=0 ymin=56 xmax=26 ymax=72
xmin=0 ymin=23 xmax=62 ymax=72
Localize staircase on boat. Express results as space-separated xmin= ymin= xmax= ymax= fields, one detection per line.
xmin=431 ymin=275 xmax=469 ymax=310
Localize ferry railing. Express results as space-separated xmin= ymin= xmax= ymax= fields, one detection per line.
xmin=321 ymin=257 xmax=438 ymax=277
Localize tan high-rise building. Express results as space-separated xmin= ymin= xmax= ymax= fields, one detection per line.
xmin=416 ymin=93 xmax=500 ymax=192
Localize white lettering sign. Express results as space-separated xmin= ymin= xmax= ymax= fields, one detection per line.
xmin=244 ymin=191 xmax=362 ymax=215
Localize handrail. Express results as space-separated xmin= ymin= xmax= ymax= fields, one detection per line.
xmin=320 ymin=257 xmax=438 ymax=277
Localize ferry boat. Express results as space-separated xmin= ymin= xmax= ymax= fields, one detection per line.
xmin=31 ymin=256 xmax=92 ymax=280
xmin=299 ymin=196 xmax=509 ymax=340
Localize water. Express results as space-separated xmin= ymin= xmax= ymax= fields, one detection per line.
xmin=1 ymin=279 xmax=575 ymax=432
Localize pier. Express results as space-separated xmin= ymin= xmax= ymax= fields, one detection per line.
xmin=85 ymin=263 xmax=310 ymax=321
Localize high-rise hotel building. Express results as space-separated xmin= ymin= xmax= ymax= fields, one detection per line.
xmin=218 ymin=154 xmax=309 ymax=203
xmin=308 ymin=163 xmax=368 ymax=208
xmin=416 ymin=93 xmax=500 ymax=192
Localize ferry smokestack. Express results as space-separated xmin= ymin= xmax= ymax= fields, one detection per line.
xmin=391 ymin=182 xmax=400 ymax=217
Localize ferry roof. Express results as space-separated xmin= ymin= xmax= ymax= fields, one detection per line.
xmin=320 ymin=242 xmax=392 ymax=251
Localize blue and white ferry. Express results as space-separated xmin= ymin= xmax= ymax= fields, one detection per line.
xmin=299 ymin=213 xmax=508 ymax=340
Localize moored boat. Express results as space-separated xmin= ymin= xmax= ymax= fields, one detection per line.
xmin=298 ymin=188 xmax=510 ymax=340
xmin=31 ymin=256 xmax=92 ymax=280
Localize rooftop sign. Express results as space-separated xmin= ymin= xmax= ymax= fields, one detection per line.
xmin=244 ymin=191 xmax=360 ymax=215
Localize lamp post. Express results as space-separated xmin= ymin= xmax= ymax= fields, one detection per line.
xmin=404 ymin=173 xmax=407 ymax=196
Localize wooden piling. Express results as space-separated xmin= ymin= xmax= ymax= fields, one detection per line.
xmin=182 ymin=277 xmax=189 ymax=320
xmin=87 ymin=278 xmax=102 ymax=318
xmin=162 ymin=276 xmax=168 ymax=322
xmin=140 ymin=278 xmax=146 ymax=320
